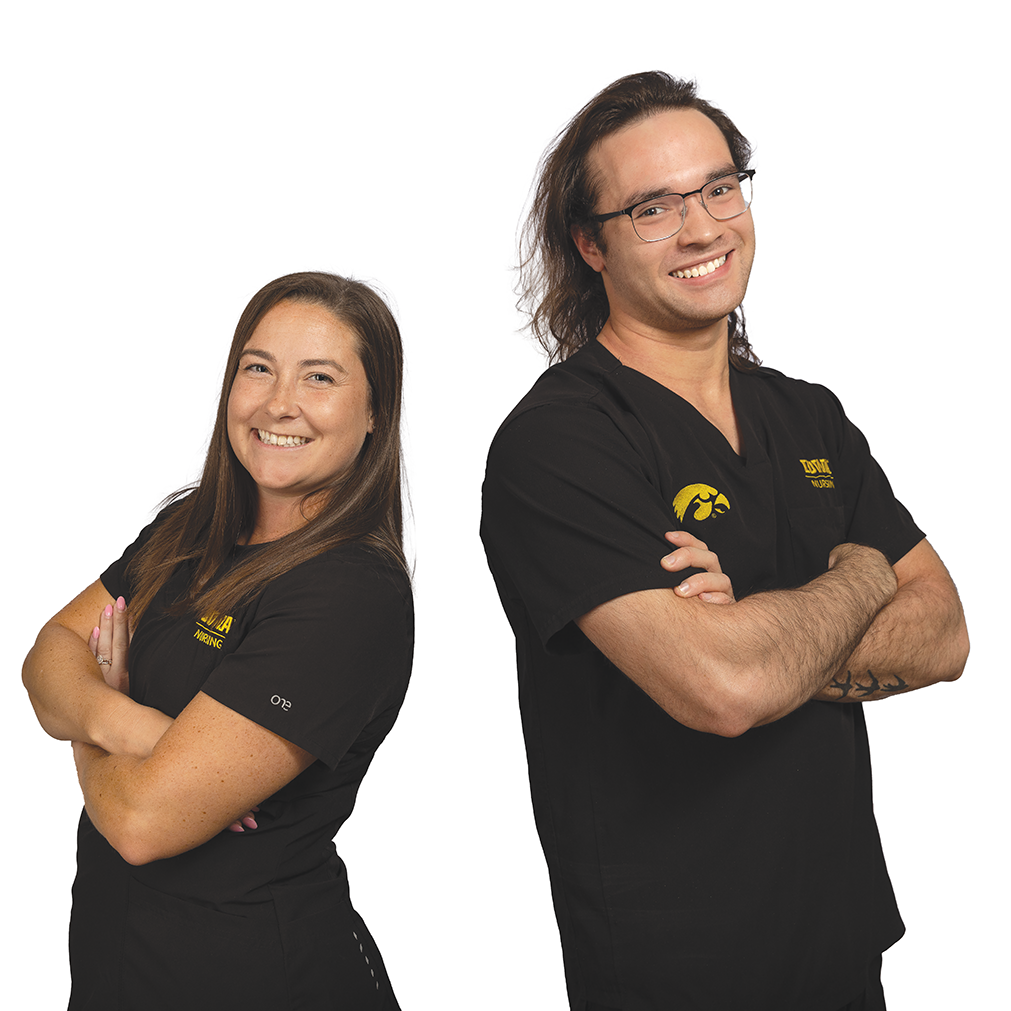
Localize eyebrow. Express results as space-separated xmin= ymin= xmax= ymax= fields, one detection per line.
xmin=621 ymin=163 xmax=740 ymax=210
xmin=239 ymin=349 xmax=348 ymax=375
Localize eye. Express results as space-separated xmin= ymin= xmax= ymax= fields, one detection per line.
xmin=307 ymin=372 xmax=335 ymax=384
xmin=705 ymin=178 xmax=741 ymax=202
xmin=243 ymin=362 xmax=270 ymax=374
xmin=633 ymin=197 xmax=680 ymax=221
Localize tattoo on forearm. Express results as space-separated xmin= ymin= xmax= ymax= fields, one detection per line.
xmin=828 ymin=669 xmax=909 ymax=699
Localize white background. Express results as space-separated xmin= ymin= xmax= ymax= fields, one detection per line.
xmin=4 ymin=1 xmax=1005 ymax=1007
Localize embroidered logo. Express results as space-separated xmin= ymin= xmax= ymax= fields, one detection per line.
xmin=799 ymin=458 xmax=835 ymax=489
xmin=193 ymin=612 xmax=234 ymax=650
xmin=673 ymin=483 xmax=730 ymax=522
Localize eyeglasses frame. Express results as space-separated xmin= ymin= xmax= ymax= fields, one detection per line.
xmin=586 ymin=168 xmax=756 ymax=243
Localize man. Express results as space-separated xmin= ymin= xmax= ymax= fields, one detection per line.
xmin=480 ymin=72 xmax=968 ymax=1011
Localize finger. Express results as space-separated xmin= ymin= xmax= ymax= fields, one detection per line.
xmin=227 ymin=822 xmax=245 ymax=833
xmin=89 ymin=626 xmax=101 ymax=658
xmin=661 ymin=545 xmax=723 ymax=574
xmin=663 ymin=529 xmax=708 ymax=551
xmin=96 ymin=604 xmax=114 ymax=665
xmin=675 ymin=571 xmax=734 ymax=601
xmin=112 ymin=597 xmax=129 ymax=667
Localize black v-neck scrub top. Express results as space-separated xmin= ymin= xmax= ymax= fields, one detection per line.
xmin=481 ymin=341 xmax=923 ymax=1011
xmin=69 ymin=517 xmax=413 ymax=1011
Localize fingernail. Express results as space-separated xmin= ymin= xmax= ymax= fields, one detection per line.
xmin=243 ymin=816 xmax=258 ymax=830
xmin=677 ymin=582 xmax=690 ymax=594
xmin=228 ymin=824 xmax=244 ymax=833
xmin=92 ymin=627 xmax=100 ymax=641
xmin=104 ymin=605 xmax=113 ymax=618
xmin=116 ymin=597 xmax=126 ymax=611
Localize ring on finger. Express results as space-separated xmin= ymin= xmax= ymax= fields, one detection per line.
xmin=95 ymin=655 xmax=112 ymax=665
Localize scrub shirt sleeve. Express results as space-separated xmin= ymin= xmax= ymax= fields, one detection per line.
xmin=100 ymin=504 xmax=182 ymax=602
xmin=199 ymin=552 xmax=413 ymax=771
xmin=824 ymin=390 xmax=925 ymax=564
xmin=481 ymin=403 xmax=697 ymax=651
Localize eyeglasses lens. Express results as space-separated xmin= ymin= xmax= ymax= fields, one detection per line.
xmin=631 ymin=173 xmax=753 ymax=241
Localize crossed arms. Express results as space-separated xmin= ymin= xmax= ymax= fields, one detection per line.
xmin=578 ymin=535 xmax=968 ymax=738
xmin=22 ymin=580 xmax=314 ymax=865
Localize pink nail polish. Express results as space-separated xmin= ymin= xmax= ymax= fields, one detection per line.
xmin=92 ymin=627 xmax=100 ymax=640
xmin=104 ymin=605 xmax=113 ymax=619
xmin=117 ymin=597 xmax=126 ymax=611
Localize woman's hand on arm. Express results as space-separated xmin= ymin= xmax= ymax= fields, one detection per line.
xmin=73 ymin=691 xmax=316 ymax=865
xmin=23 ymin=581 xmax=172 ymax=757
xmin=88 ymin=594 xmax=132 ymax=695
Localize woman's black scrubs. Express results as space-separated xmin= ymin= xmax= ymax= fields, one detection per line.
xmin=69 ymin=519 xmax=413 ymax=1011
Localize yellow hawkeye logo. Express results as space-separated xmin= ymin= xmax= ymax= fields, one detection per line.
xmin=194 ymin=612 xmax=235 ymax=650
xmin=673 ymin=483 xmax=730 ymax=522
xmin=799 ymin=458 xmax=835 ymax=489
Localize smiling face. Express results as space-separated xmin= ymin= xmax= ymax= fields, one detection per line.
xmin=227 ymin=300 xmax=373 ymax=535
xmin=575 ymin=108 xmax=755 ymax=342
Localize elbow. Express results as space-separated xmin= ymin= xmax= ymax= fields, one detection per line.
xmin=102 ymin=815 xmax=160 ymax=867
xmin=669 ymin=664 xmax=764 ymax=739
xmin=943 ymin=618 xmax=970 ymax=683
xmin=97 ymin=807 xmax=173 ymax=866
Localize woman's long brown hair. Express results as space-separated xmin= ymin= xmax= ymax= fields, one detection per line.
xmin=126 ymin=271 xmax=406 ymax=624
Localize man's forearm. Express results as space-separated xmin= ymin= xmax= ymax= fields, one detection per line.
xmin=815 ymin=545 xmax=968 ymax=702
xmin=581 ymin=543 xmax=898 ymax=736
xmin=710 ymin=543 xmax=899 ymax=729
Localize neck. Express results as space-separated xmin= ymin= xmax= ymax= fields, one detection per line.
xmin=244 ymin=494 xmax=311 ymax=545
xmin=597 ymin=315 xmax=744 ymax=456
xmin=597 ymin=314 xmax=732 ymax=397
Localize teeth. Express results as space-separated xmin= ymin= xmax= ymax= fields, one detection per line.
xmin=673 ymin=254 xmax=727 ymax=279
xmin=257 ymin=429 xmax=309 ymax=447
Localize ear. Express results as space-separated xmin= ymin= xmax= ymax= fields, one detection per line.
xmin=571 ymin=223 xmax=606 ymax=273
xmin=367 ymin=411 xmax=374 ymax=434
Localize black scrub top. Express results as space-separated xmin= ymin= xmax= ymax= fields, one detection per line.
xmin=69 ymin=515 xmax=412 ymax=1010
xmin=481 ymin=341 xmax=923 ymax=1011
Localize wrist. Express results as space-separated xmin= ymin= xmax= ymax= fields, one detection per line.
xmin=88 ymin=692 xmax=171 ymax=758
xmin=827 ymin=543 xmax=897 ymax=609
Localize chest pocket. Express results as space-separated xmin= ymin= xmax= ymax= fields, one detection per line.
xmin=786 ymin=504 xmax=847 ymax=580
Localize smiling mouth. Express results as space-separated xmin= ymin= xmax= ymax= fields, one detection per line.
xmin=257 ymin=429 xmax=311 ymax=447
xmin=671 ymin=253 xmax=728 ymax=279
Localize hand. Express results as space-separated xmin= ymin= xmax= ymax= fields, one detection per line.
xmin=89 ymin=596 xmax=131 ymax=695
xmin=827 ymin=543 xmax=898 ymax=607
xmin=226 ymin=806 xmax=260 ymax=834
xmin=660 ymin=530 xmax=735 ymax=604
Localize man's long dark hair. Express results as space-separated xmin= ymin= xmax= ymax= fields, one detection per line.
xmin=127 ymin=271 xmax=406 ymax=624
xmin=518 ymin=71 xmax=760 ymax=368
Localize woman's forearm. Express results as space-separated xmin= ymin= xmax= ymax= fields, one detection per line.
xmin=24 ymin=621 xmax=172 ymax=757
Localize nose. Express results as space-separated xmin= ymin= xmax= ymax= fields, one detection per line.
xmin=677 ymin=193 xmax=721 ymax=247
xmin=266 ymin=377 xmax=299 ymax=418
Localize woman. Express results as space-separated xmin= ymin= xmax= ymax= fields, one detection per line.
xmin=23 ymin=272 xmax=412 ymax=1009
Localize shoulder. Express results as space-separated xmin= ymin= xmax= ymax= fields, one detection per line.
xmin=252 ymin=545 xmax=414 ymax=648
xmin=488 ymin=343 xmax=645 ymax=464
xmin=739 ymin=365 xmax=850 ymax=432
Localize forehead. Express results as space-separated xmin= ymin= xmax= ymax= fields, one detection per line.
xmin=246 ymin=301 xmax=359 ymax=355
xmin=589 ymin=108 xmax=735 ymax=207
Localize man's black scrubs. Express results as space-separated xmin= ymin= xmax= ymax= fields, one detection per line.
xmin=482 ymin=341 xmax=922 ymax=1011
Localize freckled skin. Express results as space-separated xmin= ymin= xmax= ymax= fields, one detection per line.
xmin=226 ymin=301 xmax=374 ymax=543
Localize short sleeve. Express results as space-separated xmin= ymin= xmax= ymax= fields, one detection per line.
xmin=828 ymin=392 xmax=924 ymax=564
xmin=100 ymin=506 xmax=176 ymax=602
xmin=200 ymin=551 xmax=413 ymax=770
xmin=481 ymin=404 xmax=691 ymax=651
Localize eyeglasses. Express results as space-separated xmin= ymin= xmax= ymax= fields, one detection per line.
xmin=587 ymin=169 xmax=755 ymax=242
